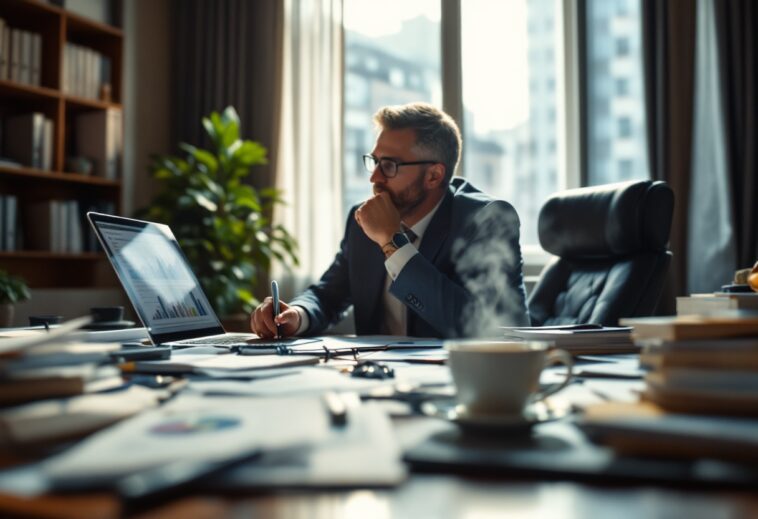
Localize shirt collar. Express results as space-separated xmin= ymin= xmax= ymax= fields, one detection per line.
xmin=404 ymin=195 xmax=445 ymax=243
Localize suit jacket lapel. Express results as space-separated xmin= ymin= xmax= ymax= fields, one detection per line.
xmin=408 ymin=188 xmax=453 ymax=337
xmin=417 ymin=187 xmax=453 ymax=263
xmin=356 ymin=232 xmax=386 ymax=332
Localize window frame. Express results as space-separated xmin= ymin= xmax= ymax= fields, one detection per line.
xmin=439 ymin=0 xmax=583 ymax=269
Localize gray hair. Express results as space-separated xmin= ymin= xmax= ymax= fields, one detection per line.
xmin=373 ymin=102 xmax=462 ymax=184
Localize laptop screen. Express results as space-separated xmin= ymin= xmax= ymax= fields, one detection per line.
xmin=87 ymin=212 xmax=226 ymax=343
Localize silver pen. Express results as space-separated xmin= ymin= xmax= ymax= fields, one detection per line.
xmin=271 ymin=279 xmax=281 ymax=339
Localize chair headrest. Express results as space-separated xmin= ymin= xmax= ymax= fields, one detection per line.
xmin=538 ymin=180 xmax=674 ymax=258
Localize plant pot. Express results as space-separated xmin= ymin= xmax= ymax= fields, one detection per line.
xmin=0 ymin=304 xmax=14 ymax=328
xmin=221 ymin=313 xmax=251 ymax=333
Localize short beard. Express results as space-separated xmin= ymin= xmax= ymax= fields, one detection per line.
xmin=376 ymin=171 xmax=427 ymax=217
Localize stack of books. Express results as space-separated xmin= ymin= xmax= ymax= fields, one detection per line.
xmin=500 ymin=324 xmax=635 ymax=355
xmin=0 ymin=319 xmax=158 ymax=448
xmin=621 ymin=314 xmax=758 ymax=415
xmin=676 ymin=292 xmax=758 ymax=315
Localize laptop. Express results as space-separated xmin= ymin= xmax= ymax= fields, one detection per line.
xmin=87 ymin=212 xmax=308 ymax=349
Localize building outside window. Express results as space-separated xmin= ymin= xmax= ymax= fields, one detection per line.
xmin=342 ymin=0 xmax=648 ymax=250
xmin=342 ymin=0 xmax=441 ymax=217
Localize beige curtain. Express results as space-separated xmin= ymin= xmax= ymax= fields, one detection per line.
xmin=273 ymin=0 xmax=345 ymax=298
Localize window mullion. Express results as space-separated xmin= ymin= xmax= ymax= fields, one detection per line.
xmin=558 ymin=0 xmax=583 ymax=189
xmin=440 ymin=0 xmax=464 ymax=175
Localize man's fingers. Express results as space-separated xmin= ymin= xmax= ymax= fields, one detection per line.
xmin=251 ymin=299 xmax=279 ymax=337
xmin=274 ymin=307 xmax=297 ymax=326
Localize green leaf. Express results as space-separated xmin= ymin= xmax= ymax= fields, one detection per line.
xmin=138 ymin=106 xmax=297 ymax=316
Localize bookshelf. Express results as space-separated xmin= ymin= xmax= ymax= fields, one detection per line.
xmin=0 ymin=0 xmax=122 ymax=288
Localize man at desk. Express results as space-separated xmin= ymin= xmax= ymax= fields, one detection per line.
xmin=251 ymin=102 xmax=529 ymax=339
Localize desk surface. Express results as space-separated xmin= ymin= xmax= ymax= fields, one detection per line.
xmin=2 ymin=465 xmax=758 ymax=519
xmin=1 ymin=347 xmax=757 ymax=518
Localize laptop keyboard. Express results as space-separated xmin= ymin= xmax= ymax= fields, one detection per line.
xmin=181 ymin=334 xmax=257 ymax=346
xmin=180 ymin=335 xmax=307 ymax=348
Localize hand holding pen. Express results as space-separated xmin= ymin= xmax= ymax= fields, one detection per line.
xmin=249 ymin=279 xmax=301 ymax=339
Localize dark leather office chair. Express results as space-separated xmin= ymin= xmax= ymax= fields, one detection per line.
xmin=528 ymin=179 xmax=674 ymax=327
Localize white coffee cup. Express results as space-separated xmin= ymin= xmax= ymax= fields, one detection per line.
xmin=445 ymin=340 xmax=574 ymax=416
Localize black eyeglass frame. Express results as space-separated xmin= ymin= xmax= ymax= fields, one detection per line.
xmin=362 ymin=154 xmax=439 ymax=178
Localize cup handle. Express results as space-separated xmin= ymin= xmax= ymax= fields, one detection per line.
xmin=529 ymin=348 xmax=574 ymax=404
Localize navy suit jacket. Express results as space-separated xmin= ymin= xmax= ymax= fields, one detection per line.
xmin=291 ymin=178 xmax=530 ymax=338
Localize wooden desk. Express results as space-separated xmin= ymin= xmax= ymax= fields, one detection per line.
xmin=1 ymin=358 xmax=757 ymax=518
xmin=2 ymin=474 xmax=758 ymax=519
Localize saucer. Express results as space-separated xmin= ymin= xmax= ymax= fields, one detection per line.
xmin=421 ymin=400 xmax=569 ymax=434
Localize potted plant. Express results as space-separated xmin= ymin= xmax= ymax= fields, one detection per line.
xmin=0 ymin=269 xmax=30 ymax=327
xmin=138 ymin=107 xmax=298 ymax=327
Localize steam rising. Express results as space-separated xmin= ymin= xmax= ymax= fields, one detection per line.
xmin=452 ymin=202 xmax=529 ymax=338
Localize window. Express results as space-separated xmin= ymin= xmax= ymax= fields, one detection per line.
xmin=342 ymin=0 xmax=441 ymax=218
xmin=461 ymin=0 xmax=560 ymax=247
xmin=584 ymin=0 xmax=648 ymax=186
xmin=615 ymin=78 xmax=629 ymax=96
xmin=341 ymin=0 xmax=648 ymax=253
xmin=618 ymin=117 xmax=632 ymax=138
xmin=615 ymin=37 xmax=630 ymax=56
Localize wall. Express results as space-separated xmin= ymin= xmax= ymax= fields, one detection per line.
xmin=13 ymin=0 xmax=172 ymax=326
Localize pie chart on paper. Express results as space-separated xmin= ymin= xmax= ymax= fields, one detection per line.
xmin=150 ymin=415 xmax=241 ymax=435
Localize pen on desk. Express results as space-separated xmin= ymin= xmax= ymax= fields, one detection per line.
xmin=271 ymin=279 xmax=281 ymax=339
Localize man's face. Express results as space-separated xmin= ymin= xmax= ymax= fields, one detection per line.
xmin=369 ymin=128 xmax=430 ymax=216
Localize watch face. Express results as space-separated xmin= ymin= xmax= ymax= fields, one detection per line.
xmin=392 ymin=232 xmax=410 ymax=248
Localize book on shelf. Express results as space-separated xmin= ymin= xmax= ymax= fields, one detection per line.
xmin=76 ymin=108 xmax=121 ymax=179
xmin=31 ymin=32 xmax=41 ymax=86
xmin=0 ymin=18 xmax=7 ymax=80
xmin=620 ymin=314 xmax=758 ymax=342
xmin=677 ymin=292 xmax=758 ymax=316
xmin=81 ymin=199 xmax=114 ymax=251
xmin=24 ymin=198 xmax=105 ymax=253
xmin=3 ymin=112 xmax=47 ymax=168
xmin=1 ymin=194 xmax=17 ymax=251
xmin=42 ymin=117 xmax=53 ymax=170
xmin=19 ymin=30 xmax=31 ymax=84
xmin=9 ymin=28 xmax=20 ymax=82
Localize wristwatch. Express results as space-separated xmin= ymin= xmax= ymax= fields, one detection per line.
xmin=381 ymin=232 xmax=410 ymax=258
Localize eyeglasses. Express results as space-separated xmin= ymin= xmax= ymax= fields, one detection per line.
xmin=362 ymin=154 xmax=438 ymax=178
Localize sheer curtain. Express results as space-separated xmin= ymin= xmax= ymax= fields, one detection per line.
xmin=273 ymin=0 xmax=344 ymax=299
xmin=687 ymin=0 xmax=736 ymax=293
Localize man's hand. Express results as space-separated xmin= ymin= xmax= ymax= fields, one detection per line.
xmin=354 ymin=191 xmax=401 ymax=246
xmin=250 ymin=297 xmax=301 ymax=338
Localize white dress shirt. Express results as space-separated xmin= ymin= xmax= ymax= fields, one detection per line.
xmin=381 ymin=198 xmax=444 ymax=336
xmin=294 ymin=198 xmax=444 ymax=336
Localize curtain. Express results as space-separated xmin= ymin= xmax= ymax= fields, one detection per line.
xmin=687 ymin=0 xmax=736 ymax=294
xmin=272 ymin=0 xmax=344 ymax=299
xmin=171 ymin=0 xmax=284 ymax=192
xmin=714 ymin=0 xmax=758 ymax=270
xmin=642 ymin=0 xmax=697 ymax=312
